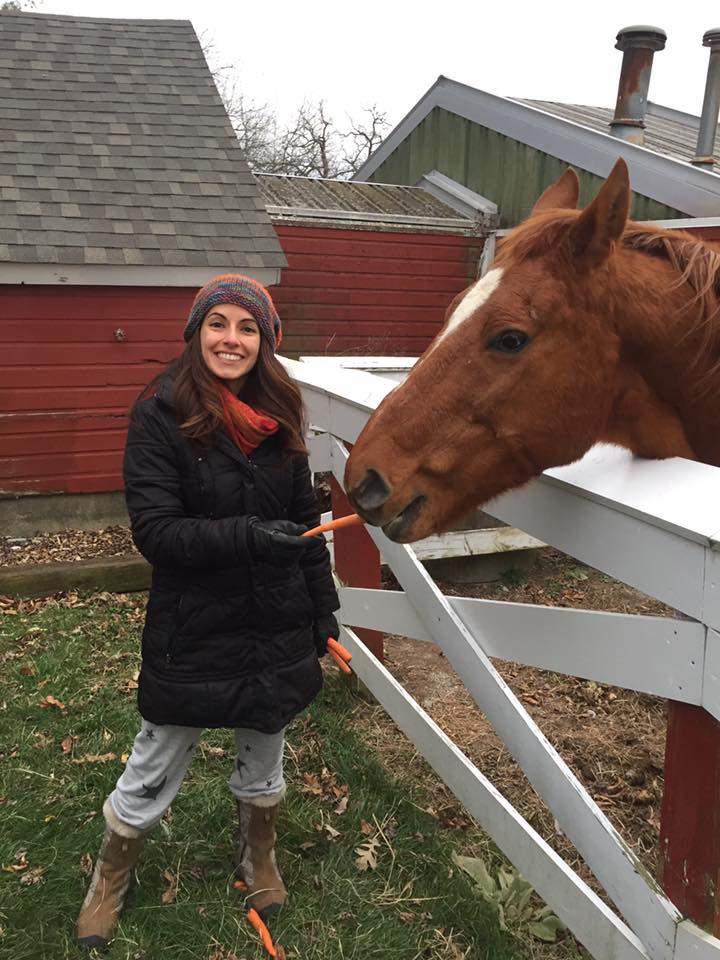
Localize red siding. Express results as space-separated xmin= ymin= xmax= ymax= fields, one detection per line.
xmin=269 ymin=225 xmax=482 ymax=356
xmin=1 ymin=227 xmax=481 ymax=495
xmin=0 ymin=286 xmax=192 ymax=494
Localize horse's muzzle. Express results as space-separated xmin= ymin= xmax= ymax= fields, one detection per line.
xmin=347 ymin=468 xmax=391 ymax=522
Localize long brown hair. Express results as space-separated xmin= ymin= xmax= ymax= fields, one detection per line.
xmin=134 ymin=333 xmax=308 ymax=457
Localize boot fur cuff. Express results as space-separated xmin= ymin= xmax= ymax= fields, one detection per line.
xmin=103 ymin=797 xmax=145 ymax=839
xmin=242 ymin=785 xmax=287 ymax=808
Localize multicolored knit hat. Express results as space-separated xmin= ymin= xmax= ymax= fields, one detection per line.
xmin=184 ymin=274 xmax=282 ymax=348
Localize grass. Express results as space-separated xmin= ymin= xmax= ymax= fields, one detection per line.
xmin=0 ymin=593 xmax=520 ymax=960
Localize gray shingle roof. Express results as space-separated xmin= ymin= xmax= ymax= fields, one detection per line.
xmin=255 ymin=173 xmax=477 ymax=234
xmin=519 ymin=99 xmax=715 ymax=168
xmin=0 ymin=12 xmax=286 ymax=273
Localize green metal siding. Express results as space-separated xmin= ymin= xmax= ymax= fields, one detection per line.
xmin=368 ymin=107 xmax=686 ymax=227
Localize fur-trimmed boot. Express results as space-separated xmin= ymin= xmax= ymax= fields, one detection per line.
xmin=76 ymin=798 xmax=150 ymax=952
xmin=235 ymin=792 xmax=288 ymax=921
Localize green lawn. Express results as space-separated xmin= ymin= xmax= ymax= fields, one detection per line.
xmin=0 ymin=593 xmax=519 ymax=960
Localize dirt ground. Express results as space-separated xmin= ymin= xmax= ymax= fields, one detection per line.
xmin=1 ymin=524 xmax=670 ymax=894
xmin=379 ymin=548 xmax=670 ymax=888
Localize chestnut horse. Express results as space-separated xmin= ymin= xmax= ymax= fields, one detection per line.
xmin=345 ymin=158 xmax=720 ymax=541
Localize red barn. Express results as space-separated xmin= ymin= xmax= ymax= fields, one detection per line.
xmin=255 ymin=174 xmax=489 ymax=357
xmin=0 ymin=12 xmax=285 ymax=533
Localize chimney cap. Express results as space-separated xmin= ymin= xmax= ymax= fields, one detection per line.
xmin=703 ymin=29 xmax=720 ymax=48
xmin=615 ymin=25 xmax=667 ymax=52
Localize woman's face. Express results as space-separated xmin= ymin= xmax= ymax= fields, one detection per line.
xmin=200 ymin=303 xmax=261 ymax=394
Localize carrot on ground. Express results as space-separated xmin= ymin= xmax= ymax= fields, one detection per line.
xmin=247 ymin=908 xmax=277 ymax=957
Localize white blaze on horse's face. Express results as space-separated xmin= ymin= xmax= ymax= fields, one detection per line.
xmin=436 ymin=267 xmax=505 ymax=347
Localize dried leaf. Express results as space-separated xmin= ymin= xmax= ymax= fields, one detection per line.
xmin=354 ymin=837 xmax=380 ymax=871
xmin=161 ymin=868 xmax=179 ymax=905
xmin=39 ymin=695 xmax=66 ymax=712
xmin=324 ymin=824 xmax=342 ymax=843
xmin=334 ymin=796 xmax=349 ymax=815
xmin=2 ymin=850 xmax=28 ymax=873
xmin=80 ymin=853 xmax=94 ymax=877
xmin=359 ymin=819 xmax=375 ymax=836
xmin=19 ymin=866 xmax=45 ymax=886
xmin=60 ymin=735 xmax=75 ymax=754
xmin=71 ymin=752 xmax=117 ymax=765
xmin=299 ymin=841 xmax=316 ymax=851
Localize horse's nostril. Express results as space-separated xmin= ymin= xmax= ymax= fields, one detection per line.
xmin=353 ymin=468 xmax=392 ymax=511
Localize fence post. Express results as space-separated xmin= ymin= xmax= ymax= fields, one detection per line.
xmin=330 ymin=476 xmax=384 ymax=662
xmin=660 ymin=700 xmax=720 ymax=933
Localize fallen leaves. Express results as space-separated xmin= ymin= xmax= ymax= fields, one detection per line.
xmin=2 ymin=850 xmax=28 ymax=873
xmin=60 ymin=735 xmax=76 ymax=755
xmin=19 ymin=866 xmax=45 ymax=886
xmin=161 ymin=868 xmax=179 ymax=905
xmin=80 ymin=853 xmax=94 ymax=877
xmin=354 ymin=836 xmax=381 ymax=872
xmin=39 ymin=695 xmax=66 ymax=713
xmin=71 ymin=752 xmax=117 ymax=765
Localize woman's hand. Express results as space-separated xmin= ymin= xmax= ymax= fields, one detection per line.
xmin=247 ymin=518 xmax=311 ymax=566
xmin=313 ymin=612 xmax=340 ymax=657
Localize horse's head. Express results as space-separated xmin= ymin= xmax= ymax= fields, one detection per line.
xmin=345 ymin=160 xmax=631 ymax=541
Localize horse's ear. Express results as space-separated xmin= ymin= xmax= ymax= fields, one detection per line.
xmin=568 ymin=158 xmax=630 ymax=268
xmin=531 ymin=168 xmax=580 ymax=214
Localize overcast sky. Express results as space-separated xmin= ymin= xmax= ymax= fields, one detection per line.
xmin=37 ymin=0 xmax=718 ymax=132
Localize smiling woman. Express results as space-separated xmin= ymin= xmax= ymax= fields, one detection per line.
xmin=75 ymin=274 xmax=340 ymax=952
xmin=200 ymin=303 xmax=262 ymax=392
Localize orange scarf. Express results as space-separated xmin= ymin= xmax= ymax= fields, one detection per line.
xmin=217 ymin=384 xmax=279 ymax=456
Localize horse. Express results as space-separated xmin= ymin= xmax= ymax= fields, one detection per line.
xmin=344 ymin=158 xmax=720 ymax=542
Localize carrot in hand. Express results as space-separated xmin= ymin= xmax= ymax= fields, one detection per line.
xmin=328 ymin=636 xmax=352 ymax=674
xmin=247 ymin=908 xmax=277 ymax=957
xmin=302 ymin=513 xmax=363 ymax=539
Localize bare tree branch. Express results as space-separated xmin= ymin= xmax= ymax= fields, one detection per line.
xmin=202 ymin=35 xmax=389 ymax=178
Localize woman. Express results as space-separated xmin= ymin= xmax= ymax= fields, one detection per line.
xmin=77 ymin=275 xmax=340 ymax=952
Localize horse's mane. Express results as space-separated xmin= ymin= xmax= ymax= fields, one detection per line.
xmin=497 ymin=211 xmax=720 ymax=337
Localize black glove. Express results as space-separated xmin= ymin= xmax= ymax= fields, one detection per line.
xmin=313 ymin=612 xmax=340 ymax=657
xmin=247 ymin=518 xmax=310 ymax=567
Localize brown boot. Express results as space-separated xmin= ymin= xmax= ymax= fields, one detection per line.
xmin=235 ymin=791 xmax=287 ymax=921
xmin=76 ymin=798 xmax=150 ymax=952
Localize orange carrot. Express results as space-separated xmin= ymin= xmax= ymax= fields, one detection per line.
xmin=328 ymin=637 xmax=352 ymax=662
xmin=302 ymin=513 xmax=363 ymax=539
xmin=328 ymin=637 xmax=352 ymax=675
xmin=247 ymin=908 xmax=277 ymax=957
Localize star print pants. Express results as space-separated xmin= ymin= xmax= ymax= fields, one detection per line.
xmin=107 ymin=723 xmax=286 ymax=832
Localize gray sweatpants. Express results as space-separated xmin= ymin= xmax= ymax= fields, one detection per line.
xmin=108 ymin=722 xmax=285 ymax=832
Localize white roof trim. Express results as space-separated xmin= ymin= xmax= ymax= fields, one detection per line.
xmin=264 ymin=204 xmax=471 ymax=230
xmin=416 ymin=170 xmax=498 ymax=218
xmin=0 ymin=264 xmax=281 ymax=287
xmin=354 ymin=76 xmax=720 ymax=218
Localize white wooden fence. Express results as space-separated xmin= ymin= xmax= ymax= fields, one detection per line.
xmin=287 ymin=356 xmax=720 ymax=960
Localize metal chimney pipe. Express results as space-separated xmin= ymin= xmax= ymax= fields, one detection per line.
xmin=691 ymin=29 xmax=720 ymax=170
xmin=610 ymin=25 xmax=667 ymax=145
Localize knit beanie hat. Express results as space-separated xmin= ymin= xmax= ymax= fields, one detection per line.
xmin=184 ymin=274 xmax=282 ymax=348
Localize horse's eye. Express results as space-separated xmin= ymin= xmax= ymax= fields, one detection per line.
xmin=488 ymin=329 xmax=530 ymax=354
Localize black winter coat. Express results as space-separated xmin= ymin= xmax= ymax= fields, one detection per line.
xmin=123 ymin=378 xmax=339 ymax=732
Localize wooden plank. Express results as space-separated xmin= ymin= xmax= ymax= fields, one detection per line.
xmin=411 ymin=526 xmax=545 ymax=560
xmin=330 ymin=438 xmax=680 ymax=960
xmin=0 ymin=555 xmax=150 ymax=597
xmin=339 ymin=626 xmax=650 ymax=960
xmin=660 ymin=702 xmax=720 ymax=934
xmin=675 ymin=921 xmax=720 ymax=958
xmin=339 ymin=587 xmax=706 ymax=707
